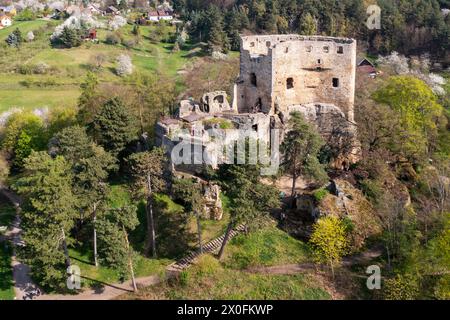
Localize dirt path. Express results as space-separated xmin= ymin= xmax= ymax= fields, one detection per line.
xmin=36 ymin=275 xmax=162 ymax=300
xmin=246 ymin=246 xmax=383 ymax=275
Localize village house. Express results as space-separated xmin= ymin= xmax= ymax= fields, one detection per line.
xmin=357 ymin=57 xmax=377 ymax=78
xmin=147 ymin=10 xmax=173 ymax=22
xmin=106 ymin=6 xmax=120 ymax=15
xmin=86 ymin=3 xmax=103 ymax=15
xmin=0 ymin=5 xmax=16 ymax=16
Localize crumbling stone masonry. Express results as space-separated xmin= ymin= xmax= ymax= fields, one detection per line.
xmin=236 ymin=35 xmax=356 ymax=121
xmin=156 ymin=34 xmax=361 ymax=183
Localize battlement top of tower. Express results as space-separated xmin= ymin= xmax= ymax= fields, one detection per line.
xmin=240 ymin=34 xmax=356 ymax=57
xmin=240 ymin=34 xmax=355 ymax=46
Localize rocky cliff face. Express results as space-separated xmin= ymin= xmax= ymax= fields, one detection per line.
xmin=282 ymin=103 xmax=361 ymax=169
xmin=284 ymin=179 xmax=382 ymax=251
xmin=318 ymin=179 xmax=382 ymax=251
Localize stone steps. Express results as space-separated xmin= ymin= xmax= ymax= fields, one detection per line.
xmin=166 ymin=224 xmax=245 ymax=272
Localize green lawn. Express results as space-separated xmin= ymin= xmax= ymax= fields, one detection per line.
xmin=223 ymin=224 xmax=311 ymax=269
xmin=0 ymin=242 xmax=14 ymax=300
xmin=68 ymin=248 xmax=171 ymax=290
xmin=0 ymin=87 xmax=80 ymax=113
xmin=0 ymin=20 xmax=48 ymax=41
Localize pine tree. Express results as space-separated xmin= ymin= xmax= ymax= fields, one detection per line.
xmin=299 ymin=12 xmax=317 ymax=35
xmin=96 ymin=205 xmax=139 ymax=291
xmin=59 ymin=26 xmax=82 ymax=48
xmin=216 ymin=161 xmax=279 ymax=259
xmin=281 ymin=112 xmax=328 ymax=197
xmin=90 ymin=98 xmax=138 ymax=157
xmin=77 ymin=71 xmax=100 ymax=124
xmin=128 ymin=148 xmax=166 ymax=257
xmin=206 ymin=5 xmax=229 ymax=53
xmin=15 ymin=151 xmax=78 ymax=290
xmin=51 ymin=125 xmax=116 ymax=266
xmin=172 ymin=178 xmax=206 ymax=253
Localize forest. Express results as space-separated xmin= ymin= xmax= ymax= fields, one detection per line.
xmin=172 ymin=0 xmax=450 ymax=59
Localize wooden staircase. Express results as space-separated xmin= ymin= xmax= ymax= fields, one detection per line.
xmin=166 ymin=224 xmax=246 ymax=273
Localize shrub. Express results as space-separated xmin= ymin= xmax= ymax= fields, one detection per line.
xmin=383 ymin=274 xmax=420 ymax=300
xmin=15 ymin=8 xmax=36 ymax=21
xmin=313 ymin=188 xmax=329 ymax=202
xmin=26 ymin=31 xmax=35 ymax=42
xmin=16 ymin=64 xmax=33 ymax=75
xmin=105 ymin=32 xmax=121 ymax=45
xmin=33 ymin=62 xmax=49 ymax=74
xmin=122 ymin=38 xmax=137 ymax=48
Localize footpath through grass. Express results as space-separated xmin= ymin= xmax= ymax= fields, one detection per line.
xmin=121 ymin=224 xmax=330 ymax=300
xmin=124 ymin=254 xmax=331 ymax=300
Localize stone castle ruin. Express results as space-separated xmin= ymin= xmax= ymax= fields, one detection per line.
xmin=156 ymin=34 xmax=361 ymax=179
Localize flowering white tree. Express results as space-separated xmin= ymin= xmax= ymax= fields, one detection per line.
xmin=378 ymin=52 xmax=447 ymax=96
xmin=51 ymin=13 xmax=104 ymax=41
xmin=48 ymin=1 xmax=65 ymax=12
xmin=108 ymin=15 xmax=127 ymax=31
xmin=26 ymin=31 xmax=34 ymax=42
xmin=116 ymin=54 xmax=133 ymax=77
xmin=377 ymin=51 xmax=410 ymax=75
xmin=15 ymin=0 xmax=45 ymax=12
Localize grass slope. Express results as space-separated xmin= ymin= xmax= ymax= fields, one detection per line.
xmin=0 ymin=21 xmax=199 ymax=112
xmin=122 ymin=224 xmax=331 ymax=300
xmin=126 ymin=254 xmax=331 ymax=300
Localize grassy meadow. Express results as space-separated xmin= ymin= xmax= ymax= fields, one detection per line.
xmin=0 ymin=19 xmax=198 ymax=113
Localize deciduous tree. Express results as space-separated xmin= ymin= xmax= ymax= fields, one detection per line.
xmin=309 ymin=215 xmax=348 ymax=278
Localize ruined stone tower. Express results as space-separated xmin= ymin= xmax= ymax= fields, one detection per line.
xmin=156 ymin=34 xmax=361 ymax=173
xmin=235 ymin=35 xmax=357 ymax=122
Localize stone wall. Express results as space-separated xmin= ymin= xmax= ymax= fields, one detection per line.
xmin=237 ymin=35 xmax=356 ymax=121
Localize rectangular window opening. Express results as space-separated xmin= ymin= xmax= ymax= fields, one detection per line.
xmin=250 ymin=73 xmax=257 ymax=87
xmin=286 ymin=77 xmax=294 ymax=89
xmin=332 ymin=78 xmax=339 ymax=87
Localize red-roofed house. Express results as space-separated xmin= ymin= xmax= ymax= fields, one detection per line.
xmin=148 ymin=10 xmax=159 ymax=21
xmin=357 ymin=58 xmax=377 ymax=77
